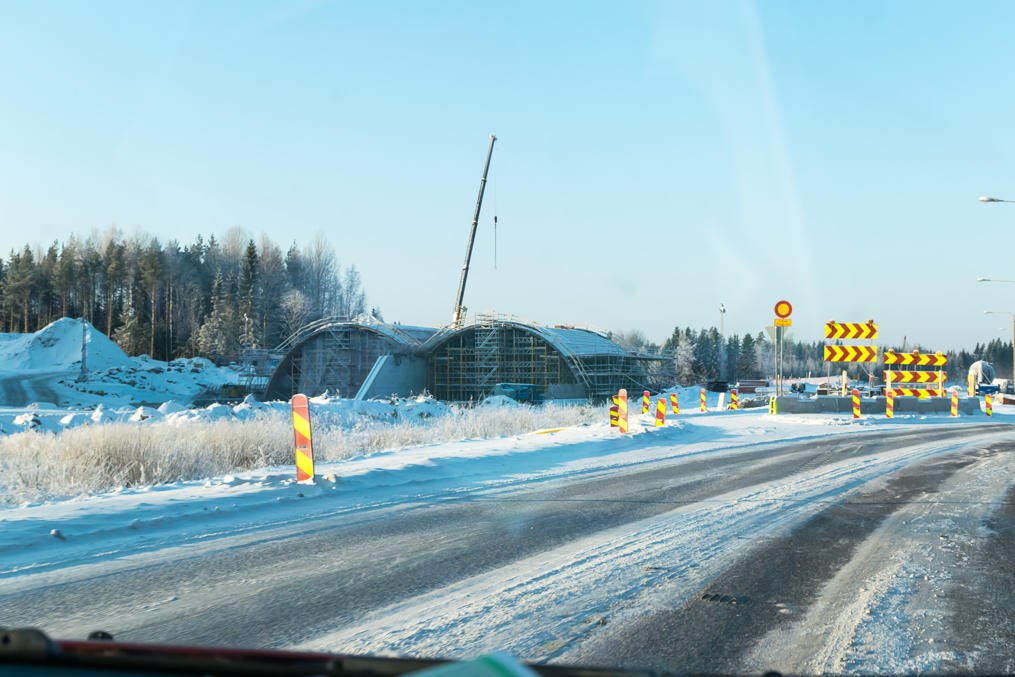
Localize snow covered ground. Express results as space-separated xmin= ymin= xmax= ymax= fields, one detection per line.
xmin=0 ymin=318 xmax=240 ymax=417
xmin=3 ymin=318 xmax=1015 ymax=672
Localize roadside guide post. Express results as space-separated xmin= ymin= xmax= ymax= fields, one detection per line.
xmin=670 ymin=392 xmax=679 ymax=414
xmin=852 ymin=388 xmax=860 ymax=419
xmin=986 ymin=394 xmax=993 ymax=416
xmin=886 ymin=389 xmax=894 ymax=418
xmin=618 ymin=389 xmax=629 ymax=433
xmin=951 ymin=389 xmax=959 ymax=417
xmin=290 ymin=394 xmax=315 ymax=482
xmin=700 ymin=388 xmax=706 ymax=413
xmin=730 ymin=388 xmax=738 ymax=410
xmin=655 ymin=398 xmax=665 ymax=426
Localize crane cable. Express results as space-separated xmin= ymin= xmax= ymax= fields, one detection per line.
xmin=493 ymin=171 xmax=498 ymax=270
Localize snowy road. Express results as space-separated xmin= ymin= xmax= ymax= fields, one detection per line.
xmin=3 ymin=421 xmax=1015 ymax=673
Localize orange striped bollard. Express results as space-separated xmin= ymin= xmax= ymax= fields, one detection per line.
xmin=730 ymin=389 xmax=738 ymax=410
xmin=642 ymin=390 xmax=650 ymax=414
xmin=291 ymin=393 xmax=315 ymax=482
xmin=951 ymin=389 xmax=958 ymax=417
xmin=986 ymin=394 xmax=993 ymax=416
xmin=885 ymin=389 xmax=894 ymax=418
xmin=670 ymin=392 xmax=679 ymax=414
xmin=655 ymin=398 xmax=665 ymax=426
xmin=700 ymin=388 xmax=706 ymax=412
xmin=618 ymin=389 xmax=629 ymax=433
xmin=851 ymin=388 xmax=860 ymax=419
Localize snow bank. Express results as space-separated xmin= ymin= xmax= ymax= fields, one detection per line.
xmin=0 ymin=317 xmax=132 ymax=373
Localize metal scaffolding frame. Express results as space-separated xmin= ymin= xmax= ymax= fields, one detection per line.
xmin=266 ymin=322 xmax=415 ymax=400
xmin=264 ymin=315 xmax=662 ymax=403
xmin=425 ymin=317 xmax=657 ymax=402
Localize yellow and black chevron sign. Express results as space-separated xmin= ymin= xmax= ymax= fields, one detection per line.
xmin=823 ymin=345 xmax=878 ymax=362
xmin=825 ymin=320 xmax=877 ymax=340
xmin=889 ymin=388 xmax=942 ymax=399
xmin=887 ymin=370 xmax=941 ymax=384
xmin=882 ymin=350 xmax=948 ymax=367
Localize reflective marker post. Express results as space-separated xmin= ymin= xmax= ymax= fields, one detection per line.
xmin=291 ymin=394 xmax=315 ymax=482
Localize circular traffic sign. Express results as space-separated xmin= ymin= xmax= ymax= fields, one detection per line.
xmin=774 ymin=300 xmax=792 ymax=318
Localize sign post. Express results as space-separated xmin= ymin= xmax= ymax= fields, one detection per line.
xmin=773 ymin=300 xmax=793 ymax=396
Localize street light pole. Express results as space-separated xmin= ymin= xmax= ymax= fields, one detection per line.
xmin=719 ymin=304 xmax=726 ymax=382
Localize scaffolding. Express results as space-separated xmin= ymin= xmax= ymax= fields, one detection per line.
xmin=265 ymin=323 xmax=415 ymax=400
xmin=264 ymin=315 xmax=662 ymax=403
xmin=425 ymin=317 xmax=657 ymax=402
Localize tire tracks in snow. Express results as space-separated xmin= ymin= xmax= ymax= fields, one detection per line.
xmin=294 ymin=430 xmax=1008 ymax=663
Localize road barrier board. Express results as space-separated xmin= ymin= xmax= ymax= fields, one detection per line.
xmin=823 ymin=345 xmax=878 ymax=362
xmin=825 ymin=321 xmax=877 ymax=340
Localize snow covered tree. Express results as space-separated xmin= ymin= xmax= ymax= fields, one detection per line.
xmin=675 ymin=331 xmax=696 ymax=385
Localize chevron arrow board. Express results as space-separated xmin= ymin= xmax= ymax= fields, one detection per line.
xmin=823 ymin=345 xmax=878 ymax=362
xmin=882 ymin=351 xmax=948 ymax=366
xmin=887 ymin=370 xmax=942 ymax=383
xmin=824 ymin=321 xmax=878 ymax=340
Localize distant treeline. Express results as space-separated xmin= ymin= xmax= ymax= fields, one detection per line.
xmin=0 ymin=226 xmax=378 ymax=363
xmin=611 ymin=327 xmax=1014 ymax=386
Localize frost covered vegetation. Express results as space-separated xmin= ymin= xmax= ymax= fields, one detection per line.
xmin=0 ymin=401 xmax=598 ymax=504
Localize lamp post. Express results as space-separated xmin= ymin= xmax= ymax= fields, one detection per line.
xmin=719 ymin=304 xmax=726 ymax=381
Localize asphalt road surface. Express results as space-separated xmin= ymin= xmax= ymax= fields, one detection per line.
xmin=0 ymin=371 xmax=64 ymax=406
xmin=3 ymin=424 xmax=1015 ymax=674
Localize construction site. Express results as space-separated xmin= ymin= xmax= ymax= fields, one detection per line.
xmin=260 ymin=134 xmax=665 ymax=404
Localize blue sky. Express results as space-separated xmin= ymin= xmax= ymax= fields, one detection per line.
xmin=1 ymin=1 xmax=1014 ymax=349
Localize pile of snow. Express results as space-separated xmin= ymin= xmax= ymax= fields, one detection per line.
xmin=54 ymin=355 xmax=240 ymax=408
xmin=0 ymin=318 xmax=243 ymax=408
xmin=0 ymin=317 xmax=132 ymax=373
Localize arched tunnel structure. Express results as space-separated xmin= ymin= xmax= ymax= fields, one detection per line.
xmin=263 ymin=318 xmax=436 ymax=401
xmin=264 ymin=315 xmax=658 ymax=402
xmin=423 ymin=318 xmax=654 ymax=401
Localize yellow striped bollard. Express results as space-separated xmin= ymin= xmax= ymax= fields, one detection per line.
xmin=986 ymin=394 xmax=993 ymax=416
xmin=609 ymin=404 xmax=619 ymax=427
xmin=618 ymin=389 xmax=629 ymax=433
xmin=951 ymin=389 xmax=958 ymax=417
xmin=768 ymin=396 xmax=777 ymax=415
xmin=852 ymin=388 xmax=860 ymax=419
xmin=886 ymin=389 xmax=894 ymax=418
xmin=730 ymin=389 xmax=738 ymax=410
xmin=642 ymin=390 xmax=650 ymax=414
xmin=967 ymin=374 xmax=974 ymax=397
xmin=700 ymin=388 xmax=706 ymax=413
xmin=290 ymin=394 xmax=315 ymax=482
xmin=670 ymin=392 xmax=679 ymax=414
xmin=655 ymin=398 xmax=665 ymax=426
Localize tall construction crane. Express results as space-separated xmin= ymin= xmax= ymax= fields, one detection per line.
xmin=451 ymin=133 xmax=496 ymax=326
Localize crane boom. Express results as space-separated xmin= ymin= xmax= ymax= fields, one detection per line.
xmin=451 ymin=133 xmax=497 ymax=326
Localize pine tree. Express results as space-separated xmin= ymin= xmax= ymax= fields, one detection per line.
xmin=738 ymin=333 xmax=757 ymax=379
xmin=139 ymin=245 xmax=163 ymax=358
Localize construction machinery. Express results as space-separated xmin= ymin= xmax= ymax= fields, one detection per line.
xmin=451 ymin=134 xmax=497 ymax=326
